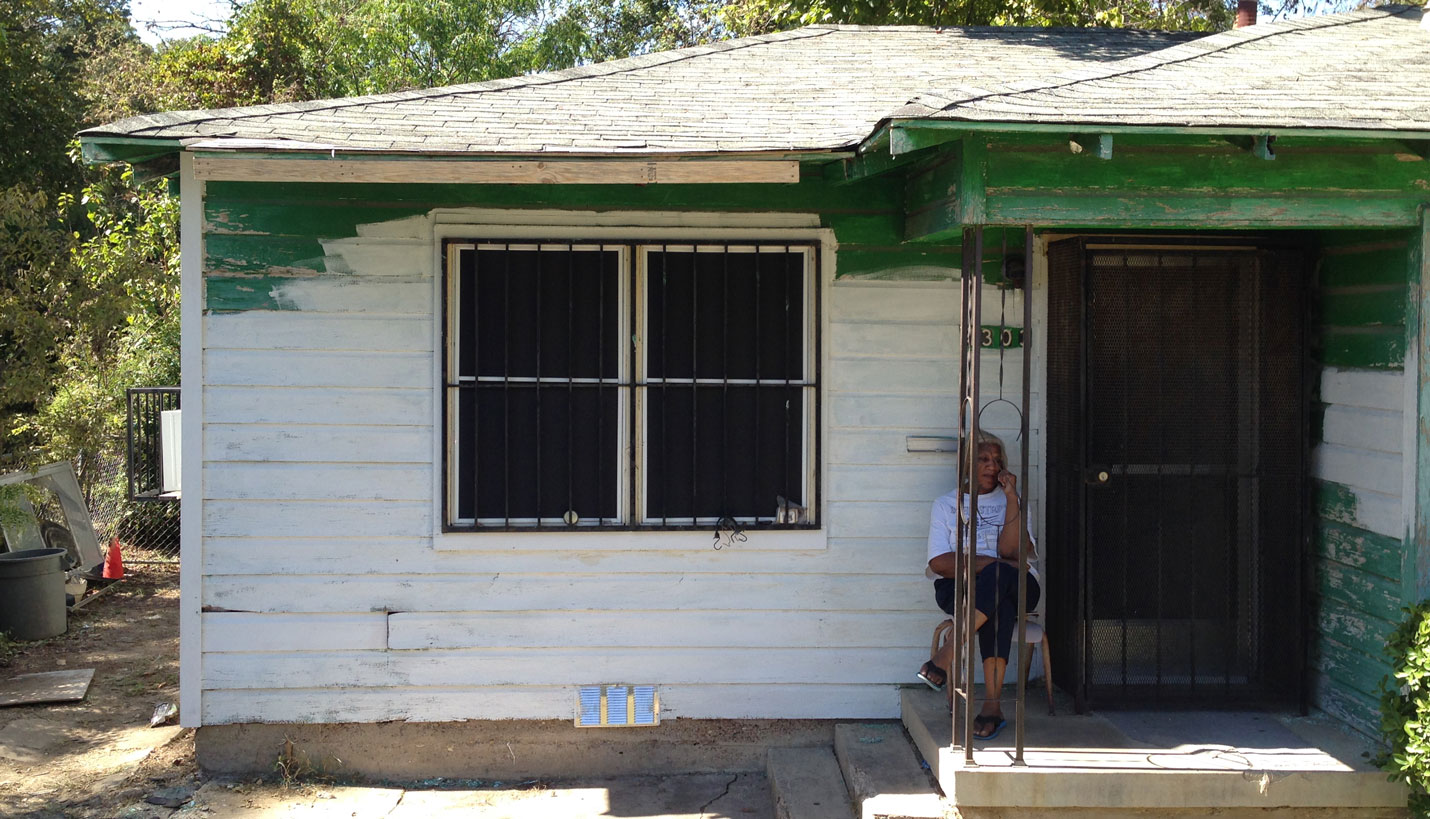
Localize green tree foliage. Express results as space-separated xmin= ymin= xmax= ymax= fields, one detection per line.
xmin=1381 ymin=601 xmax=1430 ymax=817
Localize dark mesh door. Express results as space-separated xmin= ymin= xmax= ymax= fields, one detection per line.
xmin=1047 ymin=239 xmax=1306 ymax=709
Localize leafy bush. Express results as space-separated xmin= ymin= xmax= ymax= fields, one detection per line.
xmin=1381 ymin=600 xmax=1430 ymax=816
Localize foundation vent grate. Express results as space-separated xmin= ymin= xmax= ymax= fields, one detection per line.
xmin=576 ymin=684 xmax=659 ymax=727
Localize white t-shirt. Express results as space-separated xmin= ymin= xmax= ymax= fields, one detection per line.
xmin=926 ymin=488 xmax=1038 ymax=578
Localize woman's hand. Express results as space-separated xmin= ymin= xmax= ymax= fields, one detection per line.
xmin=998 ymin=469 xmax=1017 ymax=496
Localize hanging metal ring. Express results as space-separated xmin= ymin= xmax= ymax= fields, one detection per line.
xmin=977 ymin=397 xmax=1025 ymax=442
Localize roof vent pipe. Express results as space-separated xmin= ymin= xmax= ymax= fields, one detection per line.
xmin=1236 ymin=0 xmax=1257 ymax=27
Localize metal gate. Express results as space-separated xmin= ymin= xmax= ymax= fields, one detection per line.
xmin=1046 ymin=238 xmax=1308 ymax=711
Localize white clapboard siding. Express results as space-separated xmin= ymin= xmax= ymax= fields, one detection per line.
xmin=829 ymin=393 xmax=1041 ymax=432
xmin=829 ymin=282 xmax=957 ymax=323
xmin=826 ymin=501 xmax=934 ymax=539
xmin=829 ymin=430 xmax=960 ymax=466
xmin=318 ymin=238 xmax=430 ymax=277
xmin=829 ymin=358 xmax=958 ymax=395
xmin=1313 ymin=444 xmax=1403 ymax=497
xmin=203 ymin=500 xmax=431 ymax=538
xmin=201 ymin=684 xmax=900 ymax=724
xmin=204 ymin=387 xmax=431 ymax=426
xmin=832 ymin=322 xmax=956 ymax=358
xmin=387 ymin=611 xmax=933 ymax=650
xmin=205 ymin=313 xmax=432 ymax=352
xmin=206 ymin=462 xmax=432 ymax=502
xmin=1321 ymin=405 xmax=1402 ymax=454
xmin=204 ymin=424 xmax=431 ymax=463
xmin=1313 ymin=366 xmax=1406 ymax=538
xmin=261 ymin=276 xmax=432 ymax=314
xmin=203 ymin=646 xmax=918 ymax=689
xmin=829 ymin=464 xmax=1041 ymax=503
xmin=202 ymin=536 xmax=929 ymax=576
xmin=1320 ymin=367 xmax=1402 ymax=412
xmin=204 ymin=613 xmax=389 ymax=652
xmin=206 ymin=349 xmax=433 ymax=389
xmin=203 ymin=573 xmax=929 ymax=614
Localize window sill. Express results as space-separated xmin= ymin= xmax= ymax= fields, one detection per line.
xmin=431 ymin=526 xmax=827 ymax=552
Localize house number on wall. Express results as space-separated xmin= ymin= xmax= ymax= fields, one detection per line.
xmin=980 ymin=325 xmax=1024 ymax=349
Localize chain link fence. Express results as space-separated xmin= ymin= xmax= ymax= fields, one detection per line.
xmin=89 ymin=452 xmax=180 ymax=563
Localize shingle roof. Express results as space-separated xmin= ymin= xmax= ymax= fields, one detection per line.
xmin=81 ymin=26 xmax=1194 ymax=155
xmin=897 ymin=5 xmax=1430 ymax=132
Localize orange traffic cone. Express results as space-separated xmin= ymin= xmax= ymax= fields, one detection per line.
xmin=103 ymin=536 xmax=124 ymax=580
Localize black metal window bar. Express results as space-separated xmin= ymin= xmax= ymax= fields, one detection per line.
xmin=444 ymin=240 xmax=818 ymax=531
xmin=125 ymin=387 xmax=180 ymax=501
xmin=948 ymin=226 xmax=1036 ymax=765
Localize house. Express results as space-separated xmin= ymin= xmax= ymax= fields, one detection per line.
xmin=80 ymin=4 xmax=1428 ymax=801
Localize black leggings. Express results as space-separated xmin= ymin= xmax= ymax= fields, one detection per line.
xmin=934 ymin=563 xmax=1041 ymax=661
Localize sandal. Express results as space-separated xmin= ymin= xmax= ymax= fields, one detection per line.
xmin=916 ymin=661 xmax=946 ymax=691
xmin=973 ymin=714 xmax=1007 ymax=742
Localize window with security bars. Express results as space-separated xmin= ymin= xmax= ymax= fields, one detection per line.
xmin=444 ymin=240 xmax=818 ymax=531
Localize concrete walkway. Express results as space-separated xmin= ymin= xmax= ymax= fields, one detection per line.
xmin=118 ymin=773 xmax=777 ymax=818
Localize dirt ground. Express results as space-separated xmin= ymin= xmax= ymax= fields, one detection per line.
xmin=0 ymin=560 xmax=196 ymax=819
xmin=0 ymin=562 xmax=778 ymax=819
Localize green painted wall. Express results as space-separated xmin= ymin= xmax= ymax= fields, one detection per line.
xmin=201 ymin=165 xmax=957 ymax=311
xmin=1310 ymin=229 xmax=1414 ymax=735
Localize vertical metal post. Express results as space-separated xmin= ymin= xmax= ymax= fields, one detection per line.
xmin=952 ymin=227 xmax=984 ymax=763
xmin=1014 ymin=226 xmax=1033 ymax=763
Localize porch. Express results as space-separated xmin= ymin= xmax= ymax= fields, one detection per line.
xmin=900 ymin=687 xmax=1406 ymax=817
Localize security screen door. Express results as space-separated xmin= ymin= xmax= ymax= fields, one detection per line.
xmin=1045 ymin=238 xmax=1307 ymax=711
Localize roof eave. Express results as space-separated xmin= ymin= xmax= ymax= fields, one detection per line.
xmin=885 ymin=117 xmax=1430 ymax=153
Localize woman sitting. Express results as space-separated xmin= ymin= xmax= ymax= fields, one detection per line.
xmin=917 ymin=432 xmax=1040 ymax=741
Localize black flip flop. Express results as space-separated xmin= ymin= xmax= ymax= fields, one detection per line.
xmin=916 ymin=661 xmax=946 ymax=691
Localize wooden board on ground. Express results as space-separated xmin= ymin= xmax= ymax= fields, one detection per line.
xmin=0 ymin=669 xmax=95 ymax=707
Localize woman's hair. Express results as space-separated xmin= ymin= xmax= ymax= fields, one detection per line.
xmin=959 ymin=431 xmax=1007 ymax=492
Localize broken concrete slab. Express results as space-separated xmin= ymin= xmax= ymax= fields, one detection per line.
xmin=0 ymin=669 xmax=95 ymax=707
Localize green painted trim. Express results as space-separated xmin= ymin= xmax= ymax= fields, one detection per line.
xmin=834 ymin=246 xmax=958 ymax=280
xmin=892 ymin=118 xmax=1430 ymax=143
xmin=206 ymin=275 xmax=295 ymax=312
xmin=1311 ymin=670 xmax=1380 ymax=737
xmin=1413 ymin=207 xmax=1430 ymax=602
xmin=1318 ymin=287 xmax=1406 ymax=327
xmin=985 ymin=192 xmax=1422 ymax=229
xmin=1319 ymin=558 xmax=1404 ymax=625
xmin=1321 ymin=597 xmax=1396 ymax=652
xmin=81 ymin=136 xmax=185 ymax=165
xmin=823 ymin=213 xmax=904 ymax=246
xmin=1320 ymin=327 xmax=1406 ymax=369
xmin=1315 ymin=634 xmax=1393 ymax=700
xmin=959 ymin=135 xmax=987 ymax=226
xmin=1314 ymin=480 xmax=1359 ymax=526
xmin=205 ymin=202 xmax=432 ymax=237
xmin=205 ymin=234 xmax=327 ymax=275
xmin=1319 ymin=245 xmax=1412 ymax=287
xmin=1316 ymin=519 xmax=1404 ymax=581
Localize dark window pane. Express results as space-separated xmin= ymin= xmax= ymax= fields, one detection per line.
xmin=472 ymin=247 xmax=619 ymax=379
xmin=648 ymin=249 xmax=806 ymax=381
xmin=645 ymin=385 xmax=805 ymax=521
xmin=454 ymin=385 xmax=619 ymax=523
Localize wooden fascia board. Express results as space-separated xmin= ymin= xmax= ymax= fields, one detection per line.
xmin=80 ymin=136 xmax=185 ymax=165
xmin=828 ymin=125 xmax=941 ymax=184
xmin=982 ymin=191 xmax=1425 ymax=229
xmin=191 ymin=155 xmax=803 ymax=184
xmin=894 ymin=120 xmax=1430 ymax=143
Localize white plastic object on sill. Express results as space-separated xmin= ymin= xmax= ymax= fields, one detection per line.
xmin=906 ymin=435 xmax=958 ymax=453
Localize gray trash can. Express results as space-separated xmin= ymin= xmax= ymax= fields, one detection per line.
xmin=0 ymin=548 xmax=68 ymax=641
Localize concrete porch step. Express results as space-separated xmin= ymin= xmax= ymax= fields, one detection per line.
xmin=901 ymin=687 xmax=1408 ymax=818
xmin=834 ymin=723 xmax=944 ymax=819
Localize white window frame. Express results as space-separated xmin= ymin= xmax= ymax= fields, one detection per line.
xmin=430 ymin=212 xmax=831 ymax=552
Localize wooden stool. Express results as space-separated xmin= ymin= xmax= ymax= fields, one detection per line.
xmin=931 ymin=617 xmax=1055 ymax=715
